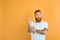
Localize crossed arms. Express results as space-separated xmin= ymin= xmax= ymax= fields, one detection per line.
xmin=28 ymin=26 xmax=48 ymax=34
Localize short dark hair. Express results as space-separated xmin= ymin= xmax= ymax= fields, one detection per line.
xmin=34 ymin=10 xmax=41 ymax=14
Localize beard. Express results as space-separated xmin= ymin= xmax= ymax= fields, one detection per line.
xmin=35 ymin=17 xmax=42 ymax=22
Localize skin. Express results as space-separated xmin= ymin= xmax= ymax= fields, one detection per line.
xmin=28 ymin=12 xmax=48 ymax=34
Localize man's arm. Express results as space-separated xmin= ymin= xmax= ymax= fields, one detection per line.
xmin=28 ymin=17 xmax=33 ymax=33
xmin=36 ymin=28 xmax=48 ymax=34
xmin=28 ymin=24 xmax=32 ymax=33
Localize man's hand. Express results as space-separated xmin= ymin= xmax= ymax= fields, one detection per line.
xmin=44 ymin=28 xmax=48 ymax=34
xmin=28 ymin=17 xmax=32 ymax=24
xmin=32 ymin=27 xmax=36 ymax=33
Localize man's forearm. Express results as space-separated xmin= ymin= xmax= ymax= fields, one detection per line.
xmin=36 ymin=29 xmax=48 ymax=34
xmin=36 ymin=30 xmax=45 ymax=34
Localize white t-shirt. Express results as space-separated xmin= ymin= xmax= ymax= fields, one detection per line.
xmin=30 ymin=20 xmax=48 ymax=40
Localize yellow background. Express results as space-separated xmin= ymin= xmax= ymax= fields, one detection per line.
xmin=0 ymin=0 xmax=60 ymax=40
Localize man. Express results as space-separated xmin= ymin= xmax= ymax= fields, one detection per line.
xmin=28 ymin=10 xmax=48 ymax=40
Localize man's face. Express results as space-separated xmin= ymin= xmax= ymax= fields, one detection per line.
xmin=35 ymin=12 xmax=42 ymax=22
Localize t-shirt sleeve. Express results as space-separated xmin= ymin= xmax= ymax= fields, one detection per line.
xmin=44 ymin=22 xmax=48 ymax=29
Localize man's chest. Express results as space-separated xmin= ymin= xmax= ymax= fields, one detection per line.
xmin=33 ymin=23 xmax=45 ymax=30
